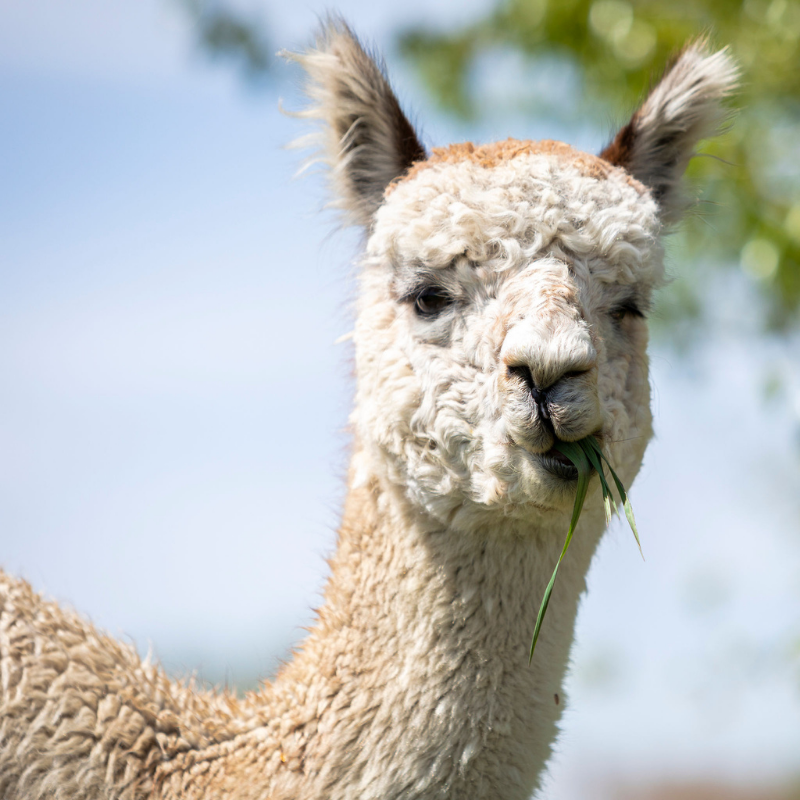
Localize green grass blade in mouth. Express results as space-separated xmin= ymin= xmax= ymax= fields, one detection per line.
xmin=528 ymin=435 xmax=643 ymax=663
xmin=528 ymin=441 xmax=590 ymax=663
xmin=578 ymin=438 xmax=615 ymax=524
xmin=590 ymin=438 xmax=644 ymax=560
xmin=553 ymin=441 xmax=591 ymax=538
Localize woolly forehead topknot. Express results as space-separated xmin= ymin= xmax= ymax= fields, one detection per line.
xmin=391 ymin=138 xmax=630 ymax=190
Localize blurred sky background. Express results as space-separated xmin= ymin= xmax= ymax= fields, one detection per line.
xmin=1 ymin=1 xmax=799 ymax=798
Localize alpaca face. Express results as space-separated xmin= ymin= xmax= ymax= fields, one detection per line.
xmin=290 ymin=21 xmax=736 ymax=529
xmin=353 ymin=144 xmax=662 ymax=527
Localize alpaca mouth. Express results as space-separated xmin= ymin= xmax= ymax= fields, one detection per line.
xmin=508 ymin=433 xmax=582 ymax=481
xmin=537 ymin=447 xmax=579 ymax=480
xmin=536 ymin=430 xmax=606 ymax=480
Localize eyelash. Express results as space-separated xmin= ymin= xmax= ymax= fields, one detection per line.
xmin=412 ymin=287 xmax=454 ymax=318
xmin=609 ymin=302 xmax=645 ymax=322
xmin=405 ymin=287 xmax=643 ymax=323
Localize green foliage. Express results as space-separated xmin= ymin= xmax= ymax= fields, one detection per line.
xmin=399 ymin=0 xmax=800 ymax=335
xmin=179 ymin=0 xmax=271 ymax=81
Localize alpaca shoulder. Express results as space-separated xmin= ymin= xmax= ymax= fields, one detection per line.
xmin=0 ymin=571 xmax=249 ymax=799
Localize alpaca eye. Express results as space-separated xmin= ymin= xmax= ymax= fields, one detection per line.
xmin=414 ymin=288 xmax=453 ymax=317
xmin=609 ymin=302 xmax=644 ymax=323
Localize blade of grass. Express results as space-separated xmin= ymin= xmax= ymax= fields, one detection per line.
xmin=528 ymin=435 xmax=644 ymax=661
xmin=578 ymin=439 xmax=615 ymax=524
xmin=589 ymin=437 xmax=644 ymax=561
xmin=529 ymin=442 xmax=590 ymax=663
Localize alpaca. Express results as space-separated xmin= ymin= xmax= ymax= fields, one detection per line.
xmin=0 ymin=21 xmax=736 ymax=800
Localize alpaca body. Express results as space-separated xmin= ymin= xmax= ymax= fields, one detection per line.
xmin=0 ymin=20 xmax=736 ymax=800
xmin=0 ymin=473 xmax=605 ymax=800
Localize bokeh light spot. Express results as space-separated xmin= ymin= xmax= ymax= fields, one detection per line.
xmin=613 ymin=19 xmax=656 ymax=67
xmin=589 ymin=0 xmax=633 ymax=41
xmin=741 ymin=238 xmax=780 ymax=280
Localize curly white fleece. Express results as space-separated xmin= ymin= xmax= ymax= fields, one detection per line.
xmin=353 ymin=151 xmax=662 ymax=531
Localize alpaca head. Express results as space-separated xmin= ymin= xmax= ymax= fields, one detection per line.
xmin=289 ymin=22 xmax=736 ymax=531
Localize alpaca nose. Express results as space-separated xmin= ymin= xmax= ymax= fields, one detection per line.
xmin=505 ymin=363 xmax=592 ymax=422
xmin=501 ymin=313 xmax=597 ymax=384
xmin=499 ymin=311 xmax=600 ymax=443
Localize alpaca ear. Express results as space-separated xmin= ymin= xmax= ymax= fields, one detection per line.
xmin=600 ymin=42 xmax=738 ymax=224
xmin=283 ymin=19 xmax=426 ymax=227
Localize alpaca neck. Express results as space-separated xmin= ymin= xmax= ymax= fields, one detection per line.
xmin=271 ymin=459 xmax=604 ymax=800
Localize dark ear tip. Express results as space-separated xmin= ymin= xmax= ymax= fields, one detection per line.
xmin=598 ymin=42 xmax=738 ymax=221
xmin=599 ymin=119 xmax=637 ymax=168
xmin=285 ymin=18 xmax=426 ymax=228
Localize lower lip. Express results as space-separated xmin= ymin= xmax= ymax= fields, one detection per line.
xmin=538 ymin=451 xmax=579 ymax=480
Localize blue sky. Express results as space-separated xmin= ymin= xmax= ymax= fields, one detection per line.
xmin=1 ymin=1 xmax=798 ymax=796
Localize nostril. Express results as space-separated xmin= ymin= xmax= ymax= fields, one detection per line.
xmin=532 ymin=385 xmax=551 ymax=421
xmin=508 ymin=364 xmax=552 ymax=422
xmin=507 ymin=364 xmax=534 ymax=390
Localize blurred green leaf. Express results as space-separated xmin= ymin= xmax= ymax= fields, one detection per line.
xmin=179 ymin=0 xmax=271 ymax=82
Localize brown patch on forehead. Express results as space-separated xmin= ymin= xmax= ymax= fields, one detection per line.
xmin=392 ymin=138 xmax=615 ymax=191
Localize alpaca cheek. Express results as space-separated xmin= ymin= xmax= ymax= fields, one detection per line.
xmin=548 ymin=385 xmax=602 ymax=441
xmin=596 ymin=357 xmax=652 ymax=487
xmin=357 ymin=347 xmax=419 ymax=455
